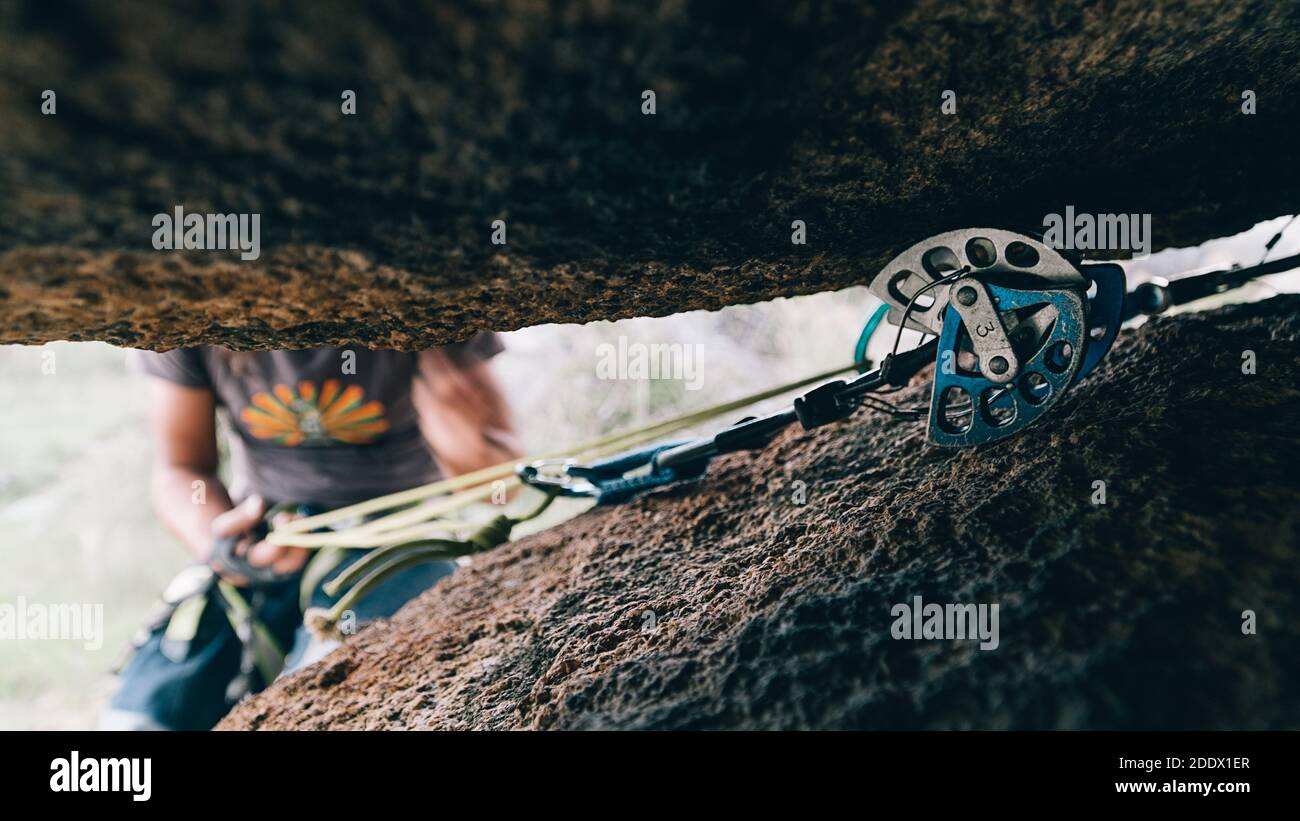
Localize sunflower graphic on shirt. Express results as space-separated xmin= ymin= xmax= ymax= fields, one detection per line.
xmin=240 ymin=380 xmax=389 ymax=446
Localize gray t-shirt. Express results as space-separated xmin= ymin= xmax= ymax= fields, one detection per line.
xmin=128 ymin=334 xmax=502 ymax=508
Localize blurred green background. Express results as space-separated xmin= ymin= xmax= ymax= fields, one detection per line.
xmin=0 ymin=342 xmax=188 ymax=729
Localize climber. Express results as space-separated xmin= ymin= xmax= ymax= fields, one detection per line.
xmin=101 ymin=336 xmax=521 ymax=730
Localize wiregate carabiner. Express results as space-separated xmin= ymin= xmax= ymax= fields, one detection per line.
xmin=515 ymin=459 xmax=602 ymax=498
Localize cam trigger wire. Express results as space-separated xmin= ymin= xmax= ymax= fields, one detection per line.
xmin=889 ymin=266 xmax=972 ymax=358
xmin=849 ymin=265 xmax=974 ymax=423
xmin=859 ymin=394 xmax=927 ymax=419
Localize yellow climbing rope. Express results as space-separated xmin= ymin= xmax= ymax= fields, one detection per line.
xmin=269 ymin=361 xmax=857 ymax=548
xmin=278 ymin=360 xmax=860 ymax=632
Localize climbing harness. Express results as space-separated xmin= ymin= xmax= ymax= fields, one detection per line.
xmin=245 ymin=225 xmax=1297 ymax=633
xmin=125 ymin=563 xmax=289 ymax=703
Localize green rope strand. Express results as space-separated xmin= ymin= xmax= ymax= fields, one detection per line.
xmin=306 ymin=491 xmax=558 ymax=637
xmin=321 ymin=538 xmax=465 ymax=598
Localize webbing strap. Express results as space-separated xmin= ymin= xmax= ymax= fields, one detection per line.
xmin=214 ymin=581 xmax=287 ymax=684
xmin=160 ymin=594 xmax=208 ymax=663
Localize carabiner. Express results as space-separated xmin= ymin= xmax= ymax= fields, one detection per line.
xmin=516 ymin=459 xmax=602 ymax=498
xmin=516 ymin=442 xmax=699 ymax=505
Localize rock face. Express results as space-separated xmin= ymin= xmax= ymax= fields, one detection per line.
xmin=221 ymin=296 xmax=1300 ymax=730
xmin=3 ymin=0 xmax=1299 ymax=349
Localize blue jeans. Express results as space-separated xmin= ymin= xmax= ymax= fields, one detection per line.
xmin=104 ymin=550 xmax=456 ymax=730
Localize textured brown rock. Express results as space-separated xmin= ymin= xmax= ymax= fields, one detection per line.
xmin=220 ymin=296 xmax=1300 ymax=730
xmin=3 ymin=0 xmax=1299 ymax=349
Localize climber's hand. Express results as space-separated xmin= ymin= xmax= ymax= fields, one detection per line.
xmin=209 ymin=495 xmax=309 ymax=584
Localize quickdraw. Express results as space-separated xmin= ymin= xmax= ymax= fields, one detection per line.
xmin=517 ymin=226 xmax=1296 ymax=494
